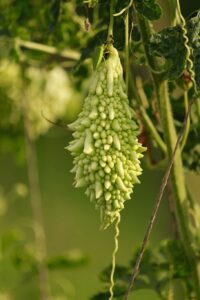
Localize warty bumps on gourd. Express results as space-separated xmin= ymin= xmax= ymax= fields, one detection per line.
xmin=67 ymin=46 xmax=146 ymax=229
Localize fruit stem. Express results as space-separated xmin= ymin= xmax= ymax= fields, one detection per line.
xmin=107 ymin=0 xmax=114 ymax=42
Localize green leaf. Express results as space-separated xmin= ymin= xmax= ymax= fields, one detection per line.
xmin=74 ymin=27 xmax=107 ymax=73
xmin=187 ymin=12 xmax=200 ymax=49
xmin=149 ymin=25 xmax=187 ymax=79
xmin=134 ymin=0 xmax=162 ymax=21
xmin=183 ymin=146 xmax=200 ymax=173
xmin=92 ymin=45 xmax=104 ymax=70
xmin=158 ymin=240 xmax=191 ymax=279
xmin=187 ymin=12 xmax=200 ymax=90
xmin=149 ymin=13 xmax=200 ymax=86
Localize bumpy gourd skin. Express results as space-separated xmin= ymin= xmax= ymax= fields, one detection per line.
xmin=67 ymin=46 xmax=145 ymax=229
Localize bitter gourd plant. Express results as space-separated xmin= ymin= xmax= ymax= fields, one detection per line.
xmin=1 ymin=0 xmax=200 ymax=299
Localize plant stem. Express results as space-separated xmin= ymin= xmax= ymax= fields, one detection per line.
xmin=23 ymin=112 xmax=52 ymax=300
xmin=125 ymin=11 xmax=129 ymax=92
xmin=131 ymin=74 xmax=167 ymax=154
xmin=140 ymin=105 xmax=167 ymax=153
xmin=15 ymin=38 xmax=80 ymax=60
xmin=93 ymin=3 xmax=99 ymax=24
xmin=168 ymin=0 xmax=178 ymax=25
xmin=180 ymin=90 xmax=190 ymax=151
xmin=157 ymin=80 xmax=200 ymax=298
xmin=135 ymin=12 xmax=164 ymax=116
xmin=107 ymin=0 xmax=114 ymax=41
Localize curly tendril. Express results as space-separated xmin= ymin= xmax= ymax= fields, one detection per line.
xmin=176 ymin=0 xmax=198 ymax=93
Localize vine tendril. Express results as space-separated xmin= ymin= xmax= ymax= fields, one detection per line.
xmin=113 ymin=0 xmax=133 ymax=17
xmin=176 ymin=0 xmax=198 ymax=94
xmin=109 ymin=213 xmax=121 ymax=300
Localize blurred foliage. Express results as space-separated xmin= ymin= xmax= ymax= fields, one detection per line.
xmin=91 ymin=239 xmax=195 ymax=299
xmin=149 ymin=12 xmax=200 ymax=88
xmin=48 ymin=250 xmax=88 ymax=270
xmin=0 ymin=228 xmax=88 ymax=298
xmin=0 ymin=1 xmax=87 ymax=49
xmin=0 ymin=1 xmax=90 ymax=162
xmin=0 ymin=2 xmax=91 ymax=298
xmin=0 ymin=186 xmax=88 ymax=299
xmin=0 ymin=61 xmax=82 ymax=161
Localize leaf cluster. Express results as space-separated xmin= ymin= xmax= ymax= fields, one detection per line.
xmin=148 ymin=12 xmax=200 ymax=86
xmin=149 ymin=25 xmax=186 ymax=79
xmin=0 ymin=228 xmax=88 ymax=298
xmin=91 ymin=239 xmax=195 ymax=299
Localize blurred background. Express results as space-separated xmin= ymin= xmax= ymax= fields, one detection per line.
xmin=0 ymin=0 xmax=199 ymax=299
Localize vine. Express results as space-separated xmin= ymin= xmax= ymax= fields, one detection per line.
xmin=124 ymin=98 xmax=195 ymax=300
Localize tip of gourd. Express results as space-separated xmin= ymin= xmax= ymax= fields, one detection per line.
xmin=107 ymin=45 xmax=118 ymax=58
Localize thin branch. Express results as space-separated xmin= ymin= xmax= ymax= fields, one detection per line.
xmin=135 ymin=77 xmax=149 ymax=108
xmin=140 ymin=106 xmax=167 ymax=154
xmin=16 ymin=38 xmax=80 ymax=60
xmin=124 ymin=98 xmax=195 ymax=300
xmin=41 ymin=110 xmax=69 ymax=131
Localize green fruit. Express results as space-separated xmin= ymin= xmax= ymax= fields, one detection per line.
xmin=67 ymin=46 xmax=146 ymax=229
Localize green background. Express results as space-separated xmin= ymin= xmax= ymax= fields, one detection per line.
xmin=0 ymin=126 xmax=172 ymax=300
xmin=0 ymin=0 xmax=200 ymax=299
